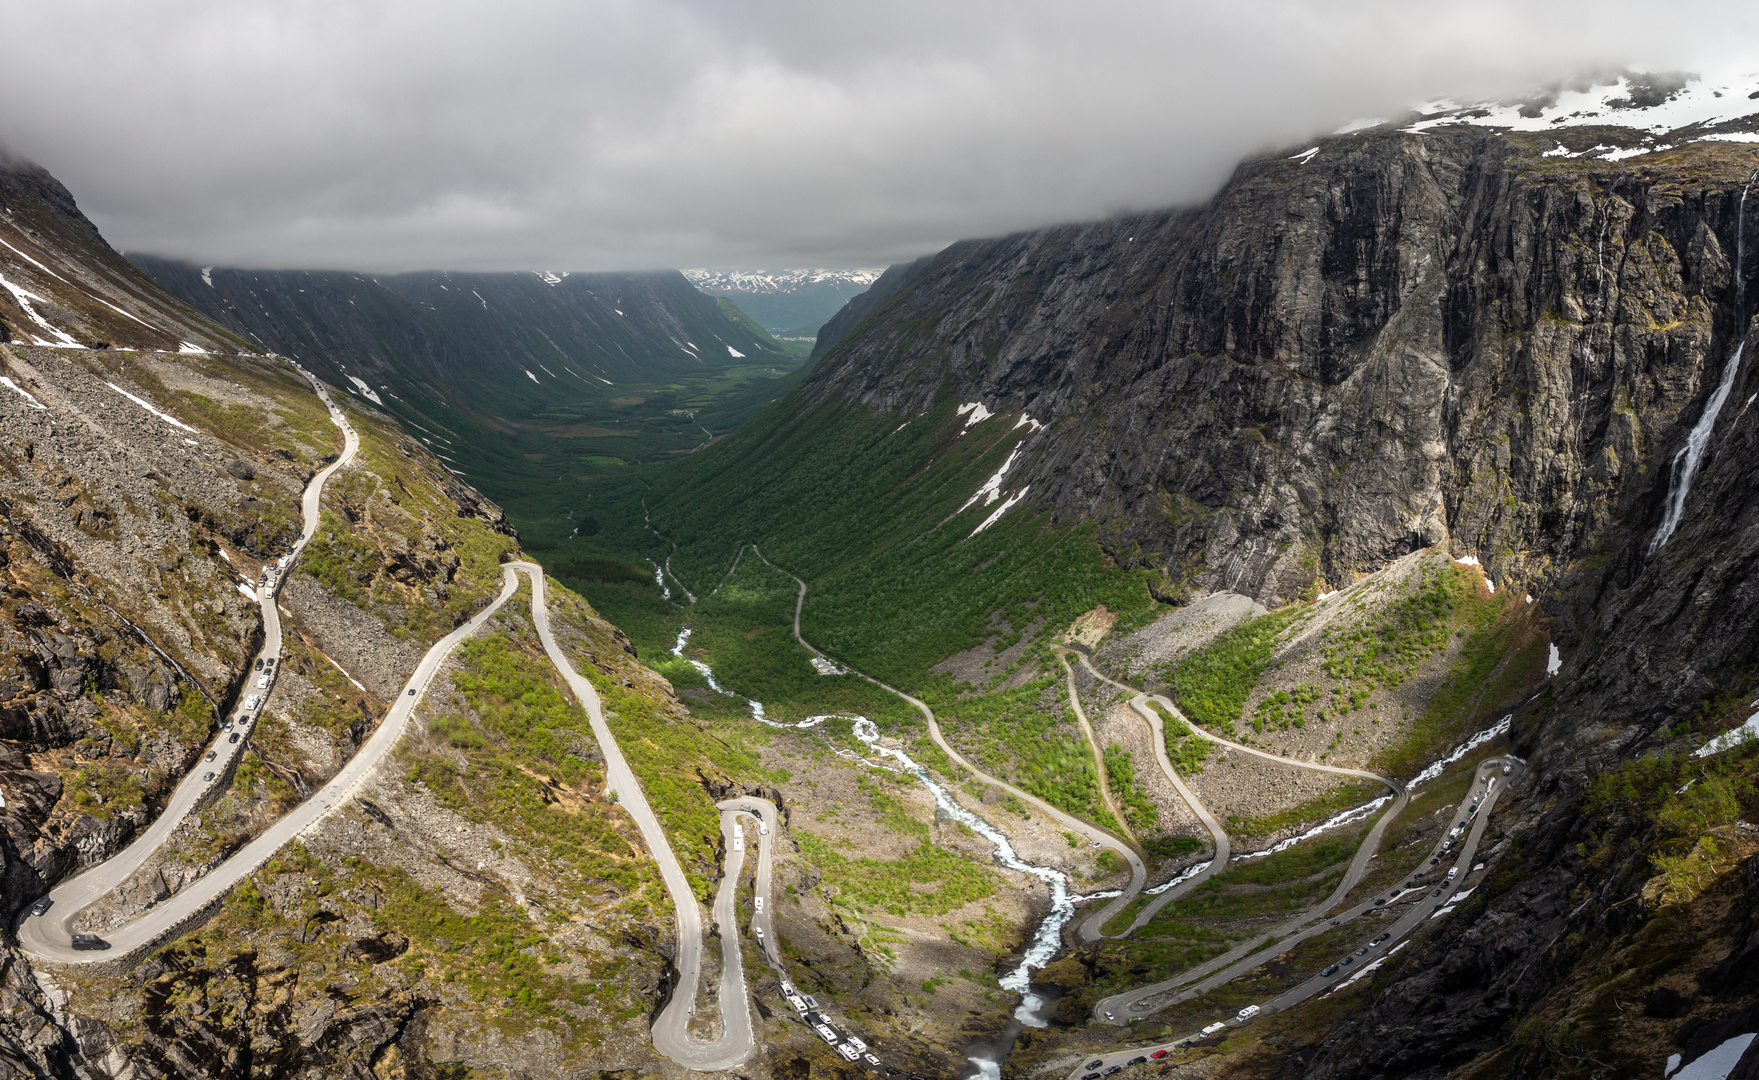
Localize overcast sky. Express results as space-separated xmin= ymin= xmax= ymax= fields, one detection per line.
xmin=1 ymin=0 xmax=1753 ymax=273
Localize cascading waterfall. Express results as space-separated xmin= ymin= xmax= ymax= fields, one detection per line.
xmin=1651 ymin=170 xmax=1757 ymax=552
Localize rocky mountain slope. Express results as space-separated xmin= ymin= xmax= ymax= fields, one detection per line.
xmin=0 ymin=158 xmax=798 ymax=1080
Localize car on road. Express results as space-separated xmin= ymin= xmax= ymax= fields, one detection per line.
xmin=1201 ymin=1022 xmax=1226 ymax=1035
xmin=862 ymin=1053 xmax=882 ymax=1067
xmin=1086 ymin=1061 xmax=1103 ymax=1070
xmin=1503 ymin=764 xmax=1512 ymax=775
xmin=1104 ymin=1010 xmax=1114 ymax=1020
xmin=1374 ymin=898 xmax=1386 ymax=905
xmin=1129 ymin=1057 xmax=1147 ymax=1065
xmin=759 ymin=820 xmax=768 ymax=835
xmin=71 ymin=933 xmax=109 ymax=951
xmin=1356 ymin=947 xmax=1369 ymax=956
xmin=1432 ymin=888 xmax=1444 ymax=897
xmin=1237 ymin=1004 xmax=1260 ymax=1020
xmin=243 ymin=696 xmax=259 ymax=711
xmin=30 ymin=897 xmax=52 ymax=917
xmin=1322 ymin=963 xmax=1340 ymax=976
xmin=1448 ymin=867 xmax=1458 ymax=879
xmin=265 ymin=657 xmax=276 ymax=669
xmin=1372 ymin=934 xmax=1389 ymax=944
xmin=1104 ymin=1068 xmax=1122 ymax=1076
xmin=408 ymin=688 xmax=417 ymax=696
xmin=1341 ymin=955 xmax=1354 ymax=966
xmin=254 ymin=658 xmax=263 ymax=671
xmin=205 ymin=751 xmax=216 ymax=762
xmin=229 ymin=733 xmax=240 ymax=744
xmin=1150 ymin=1050 xmax=1168 ymax=1059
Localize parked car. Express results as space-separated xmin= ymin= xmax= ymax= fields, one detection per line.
xmin=1082 ymin=1074 xmax=1101 ymax=1080
xmin=1087 ymin=1061 xmax=1104 ymax=1070
xmin=1150 ymin=1050 xmax=1169 ymax=1059
xmin=1104 ymin=1068 xmax=1122 ymax=1076
xmin=1129 ymin=1057 xmax=1147 ymax=1065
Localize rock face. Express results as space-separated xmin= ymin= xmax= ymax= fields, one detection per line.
xmin=806 ymin=131 xmax=1755 ymax=617
xmin=797 ymin=128 xmax=1759 ymax=1076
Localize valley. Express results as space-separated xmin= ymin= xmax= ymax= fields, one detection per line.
xmin=6 ymin=66 xmax=1759 ymax=1080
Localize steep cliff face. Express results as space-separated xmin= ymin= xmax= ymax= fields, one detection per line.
xmin=803 ymin=131 xmax=1756 ymax=628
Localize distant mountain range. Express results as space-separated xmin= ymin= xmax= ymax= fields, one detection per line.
xmin=682 ymin=267 xmax=888 ymax=337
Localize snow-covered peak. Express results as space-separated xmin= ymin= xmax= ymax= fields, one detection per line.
xmin=681 ymin=268 xmax=886 ymax=294
xmin=1372 ymin=69 xmax=1759 ymax=145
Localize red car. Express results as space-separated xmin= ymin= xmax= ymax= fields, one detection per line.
xmin=1150 ymin=1051 xmax=1169 ymax=1060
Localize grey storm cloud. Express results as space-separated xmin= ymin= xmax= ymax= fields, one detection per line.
xmin=0 ymin=0 xmax=1753 ymax=272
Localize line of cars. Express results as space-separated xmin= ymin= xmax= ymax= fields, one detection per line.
xmin=778 ymin=977 xmax=888 ymax=1073
xmin=201 ymin=654 xmax=276 ymax=784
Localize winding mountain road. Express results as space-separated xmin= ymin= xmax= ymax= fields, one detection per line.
xmin=18 ymin=374 xmax=362 ymax=961
xmin=1068 ymin=756 xmax=1518 ymax=1077
xmin=747 ymin=547 xmax=1147 ymax=920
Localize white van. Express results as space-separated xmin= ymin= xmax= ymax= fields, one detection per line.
xmin=1236 ymin=1004 xmax=1260 ymax=1020
xmin=754 ymin=896 xmax=764 ymax=913
xmin=1201 ymin=1022 xmax=1226 ymax=1036
xmin=732 ymin=832 xmax=743 ymax=852
xmin=243 ymin=695 xmax=260 ymax=711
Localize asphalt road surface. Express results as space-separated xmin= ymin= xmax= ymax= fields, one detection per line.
xmin=1069 ymin=757 xmax=1518 ymax=1078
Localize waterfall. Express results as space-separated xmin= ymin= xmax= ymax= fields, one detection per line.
xmin=1650 ymin=171 xmax=1757 ymax=552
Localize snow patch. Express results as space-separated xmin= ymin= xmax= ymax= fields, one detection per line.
xmin=0 ymin=273 xmax=81 ymax=347
xmin=1453 ymin=554 xmax=1481 ymax=566
xmin=1398 ymin=70 xmax=1759 ymax=144
xmin=525 ymin=370 xmax=540 ymax=384
xmin=345 ymin=376 xmax=384 ymax=406
xmin=1547 ymin=643 xmax=1562 ymax=677
xmin=726 ymin=345 xmax=744 ymax=358
xmin=960 ymin=442 xmax=1025 ymax=512
xmin=1695 ymin=712 xmax=1759 ymax=758
xmin=200 ymin=266 xmax=214 ymax=287
xmin=236 ymin=582 xmax=257 ymax=601
xmin=956 ymin=401 xmax=995 ymax=428
xmin=0 ymin=376 xmax=47 ymax=410
xmin=536 ymin=271 xmax=564 ymax=285
xmin=1013 ymin=412 xmax=1043 ymax=432
xmin=178 ymin=342 xmax=206 ymax=354
xmin=1290 ymin=147 xmax=1320 ymax=164
xmin=106 ymin=382 xmax=199 ymax=433
xmin=970 ymin=486 xmax=1028 ymax=536
xmin=1672 ymin=1033 xmax=1757 ymax=1080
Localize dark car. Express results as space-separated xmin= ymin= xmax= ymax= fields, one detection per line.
xmin=1356 ymin=947 xmax=1369 ymax=956
xmin=254 ymin=658 xmax=263 ymax=671
xmin=1432 ymin=889 xmax=1444 ymax=897
xmin=30 ymin=897 xmax=52 ymax=917
xmin=229 ymin=733 xmax=240 ymax=744
xmin=1104 ymin=1067 xmax=1123 ymax=1076
xmin=408 ymin=688 xmax=417 ymax=696
xmin=1087 ymin=1062 xmax=1104 ymax=1070
xmin=1082 ymin=1075 xmax=1101 ymax=1080
xmin=1322 ymin=963 xmax=1340 ymax=976
xmin=265 ymin=658 xmax=276 ymax=669
xmin=1374 ymin=898 xmax=1387 ymax=906
xmin=1341 ymin=956 xmax=1354 ymax=966
xmin=1372 ymin=934 xmax=1389 ymax=944
xmin=1129 ymin=1057 xmax=1147 ymax=1066
xmin=71 ymin=933 xmax=109 ymax=951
